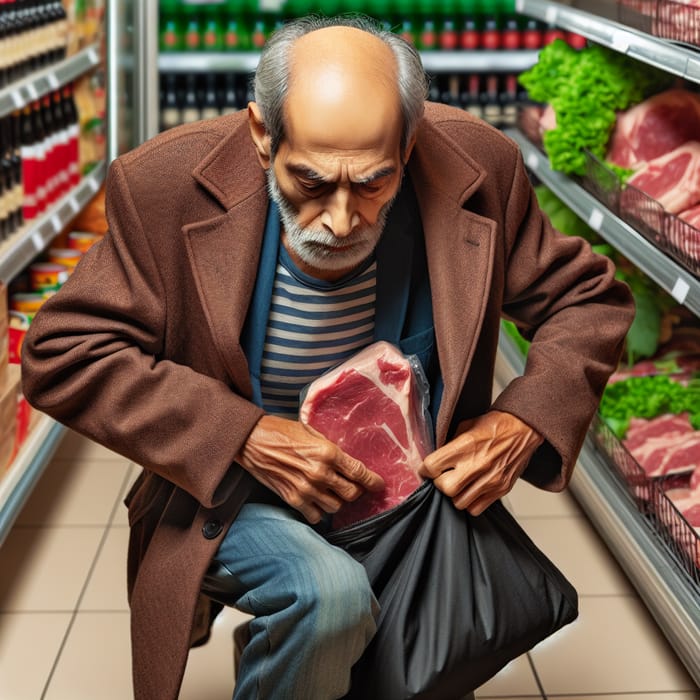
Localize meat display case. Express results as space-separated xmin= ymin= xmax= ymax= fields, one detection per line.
xmin=506 ymin=0 xmax=700 ymax=684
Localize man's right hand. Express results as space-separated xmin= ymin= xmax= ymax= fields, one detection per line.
xmin=236 ymin=414 xmax=385 ymax=524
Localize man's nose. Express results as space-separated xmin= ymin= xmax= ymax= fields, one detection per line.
xmin=321 ymin=188 xmax=360 ymax=238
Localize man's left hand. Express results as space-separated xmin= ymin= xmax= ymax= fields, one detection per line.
xmin=419 ymin=410 xmax=544 ymax=515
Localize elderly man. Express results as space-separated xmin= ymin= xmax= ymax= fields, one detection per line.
xmin=21 ymin=15 xmax=634 ymax=700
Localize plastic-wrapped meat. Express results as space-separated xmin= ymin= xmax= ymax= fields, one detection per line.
xmin=300 ymin=341 xmax=432 ymax=529
xmin=606 ymin=89 xmax=700 ymax=169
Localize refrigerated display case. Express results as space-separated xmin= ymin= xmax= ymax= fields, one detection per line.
xmin=502 ymin=0 xmax=700 ymax=684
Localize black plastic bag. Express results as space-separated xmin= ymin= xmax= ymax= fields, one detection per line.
xmin=326 ymin=480 xmax=578 ymax=700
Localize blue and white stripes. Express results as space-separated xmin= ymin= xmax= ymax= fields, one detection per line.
xmin=260 ymin=255 xmax=377 ymax=417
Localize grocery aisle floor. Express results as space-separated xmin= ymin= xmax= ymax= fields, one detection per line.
xmin=0 ymin=429 xmax=698 ymax=700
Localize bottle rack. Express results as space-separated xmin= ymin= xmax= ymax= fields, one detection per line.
xmin=0 ymin=45 xmax=107 ymax=549
xmin=509 ymin=0 xmax=700 ymax=684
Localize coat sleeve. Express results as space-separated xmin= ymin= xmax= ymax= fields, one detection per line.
xmin=490 ymin=147 xmax=635 ymax=489
xmin=21 ymin=158 xmax=264 ymax=508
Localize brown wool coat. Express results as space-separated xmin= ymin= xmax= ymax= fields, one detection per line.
xmin=21 ymin=102 xmax=635 ymax=699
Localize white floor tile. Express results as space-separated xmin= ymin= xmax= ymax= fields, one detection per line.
xmin=52 ymin=429 xmax=129 ymax=463
xmin=475 ymin=654 xmax=542 ymax=697
xmin=16 ymin=458 xmax=131 ymax=527
xmin=180 ymin=607 xmax=253 ymax=700
xmin=79 ymin=526 xmax=130 ymax=611
xmin=43 ymin=611 xmax=133 ymax=700
xmin=507 ymin=478 xmax=583 ymax=518
xmin=516 ymin=515 xmax=634 ymax=595
xmin=530 ymin=595 xmax=698 ymax=694
xmin=0 ymin=526 xmax=103 ymax=611
xmin=0 ymin=612 xmax=72 ymax=700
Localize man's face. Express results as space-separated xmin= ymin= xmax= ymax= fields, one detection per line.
xmin=267 ymin=127 xmax=406 ymax=281
xmin=267 ymin=162 xmax=399 ymax=280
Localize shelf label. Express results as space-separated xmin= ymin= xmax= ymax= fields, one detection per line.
xmin=671 ymin=277 xmax=690 ymax=305
xmin=87 ymin=46 xmax=99 ymax=65
xmin=68 ymin=196 xmax=81 ymax=214
xmin=47 ymin=72 xmax=60 ymax=90
xmin=31 ymin=231 xmax=45 ymax=252
xmin=25 ymin=82 xmax=38 ymax=102
xmin=51 ymin=213 xmax=63 ymax=233
xmin=526 ymin=151 xmax=540 ymax=171
xmin=587 ymin=208 xmax=604 ymax=232
xmin=515 ymin=0 xmax=525 ymax=11
xmin=10 ymin=91 xmax=23 ymax=109
xmin=545 ymin=5 xmax=558 ymax=24
xmin=611 ymin=29 xmax=631 ymax=53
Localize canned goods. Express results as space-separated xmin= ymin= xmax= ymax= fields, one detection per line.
xmin=68 ymin=230 xmax=101 ymax=253
xmin=48 ymin=247 xmax=83 ymax=270
xmin=30 ymin=262 xmax=70 ymax=292
xmin=10 ymin=292 xmax=49 ymax=320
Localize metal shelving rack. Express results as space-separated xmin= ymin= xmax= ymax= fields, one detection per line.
xmin=158 ymin=49 xmax=540 ymax=74
xmin=0 ymin=47 xmax=107 ymax=549
xmin=511 ymin=0 xmax=700 ymax=685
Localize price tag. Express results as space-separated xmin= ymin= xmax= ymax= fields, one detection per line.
xmin=47 ymin=72 xmax=60 ymax=90
xmin=526 ymin=151 xmax=539 ymax=171
xmin=68 ymin=196 xmax=81 ymax=214
xmin=87 ymin=46 xmax=99 ymax=65
xmin=25 ymin=82 xmax=38 ymax=101
xmin=671 ymin=277 xmax=690 ymax=305
xmin=51 ymin=213 xmax=63 ymax=232
xmin=587 ymin=208 xmax=604 ymax=231
xmin=515 ymin=0 xmax=525 ymax=11
xmin=545 ymin=5 xmax=558 ymax=24
xmin=611 ymin=29 xmax=631 ymax=53
xmin=10 ymin=91 xmax=23 ymax=109
xmin=31 ymin=231 xmax=45 ymax=252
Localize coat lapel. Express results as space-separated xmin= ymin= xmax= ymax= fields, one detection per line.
xmin=182 ymin=118 xmax=269 ymax=396
xmin=409 ymin=112 xmax=495 ymax=444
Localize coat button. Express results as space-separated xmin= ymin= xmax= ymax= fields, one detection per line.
xmin=202 ymin=519 xmax=223 ymax=539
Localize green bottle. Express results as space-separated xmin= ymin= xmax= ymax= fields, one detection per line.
xmin=159 ymin=0 xmax=183 ymax=52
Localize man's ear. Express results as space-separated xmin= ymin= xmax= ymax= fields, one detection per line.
xmin=248 ymin=102 xmax=272 ymax=169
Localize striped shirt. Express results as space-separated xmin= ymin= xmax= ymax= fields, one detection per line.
xmin=260 ymin=246 xmax=377 ymax=417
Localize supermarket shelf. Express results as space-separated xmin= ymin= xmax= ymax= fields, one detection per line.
xmin=0 ymin=415 xmax=66 ymax=549
xmin=0 ymin=161 xmax=106 ymax=285
xmin=0 ymin=43 xmax=103 ymax=119
xmin=506 ymin=129 xmax=700 ymax=316
xmin=495 ymin=331 xmax=700 ymax=685
xmin=158 ymin=49 xmax=540 ymax=74
xmin=515 ymin=0 xmax=700 ymax=83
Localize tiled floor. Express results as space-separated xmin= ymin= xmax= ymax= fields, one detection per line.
xmin=0 ymin=429 xmax=698 ymax=700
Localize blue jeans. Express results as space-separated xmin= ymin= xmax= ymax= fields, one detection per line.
xmin=202 ymin=502 xmax=379 ymax=700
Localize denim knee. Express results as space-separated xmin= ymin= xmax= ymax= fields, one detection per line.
xmin=301 ymin=547 xmax=378 ymax=646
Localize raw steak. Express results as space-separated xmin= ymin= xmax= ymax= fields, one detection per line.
xmin=623 ymin=412 xmax=700 ymax=477
xmin=606 ymin=89 xmax=700 ymax=169
xmin=300 ymin=341 xmax=431 ymax=529
xmin=679 ymin=203 xmax=700 ymax=229
xmin=625 ymin=141 xmax=700 ymax=215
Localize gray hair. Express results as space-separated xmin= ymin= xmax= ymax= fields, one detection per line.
xmin=252 ymin=15 xmax=429 ymax=158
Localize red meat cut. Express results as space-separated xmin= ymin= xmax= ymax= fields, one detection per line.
xmin=623 ymin=412 xmax=700 ymax=477
xmin=606 ymin=89 xmax=700 ymax=169
xmin=625 ymin=141 xmax=700 ymax=215
xmin=300 ymin=341 xmax=432 ymax=529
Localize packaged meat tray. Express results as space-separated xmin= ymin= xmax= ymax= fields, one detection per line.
xmin=618 ymin=0 xmax=700 ymax=49
xmin=300 ymin=341 xmax=434 ymax=529
xmin=594 ymin=351 xmax=700 ymax=586
xmin=593 ymin=414 xmax=700 ymax=585
xmin=582 ymin=149 xmax=700 ymax=278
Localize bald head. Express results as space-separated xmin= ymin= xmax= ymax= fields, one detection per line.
xmin=251 ymin=16 xmax=428 ymax=159
xmin=285 ymin=27 xmax=402 ymax=152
